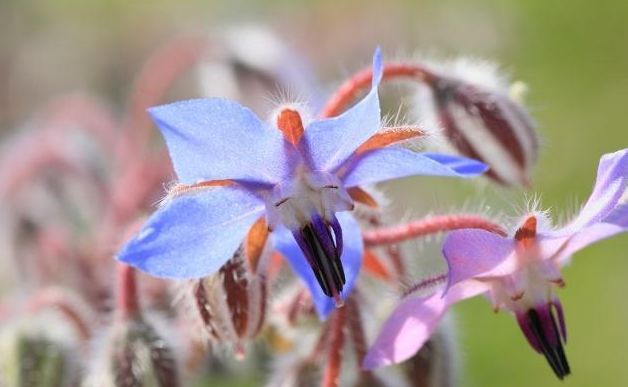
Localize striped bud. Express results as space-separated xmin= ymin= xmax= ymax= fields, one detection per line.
xmin=190 ymin=246 xmax=268 ymax=358
xmin=85 ymin=317 xmax=181 ymax=387
xmin=0 ymin=311 xmax=83 ymax=387
xmin=416 ymin=65 xmax=539 ymax=187
xmin=0 ymin=330 xmax=78 ymax=387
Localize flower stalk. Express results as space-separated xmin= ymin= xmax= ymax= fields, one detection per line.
xmin=321 ymin=307 xmax=346 ymax=387
xmin=363 ymin=214 xmax=506 ymax=247
xmin=116 ymin=263 xmax=140 ymax=321
xmin=321 ymin=63 xmax=436 ymax=118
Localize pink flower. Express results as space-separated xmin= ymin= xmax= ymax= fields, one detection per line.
xmin=363 ymin=148 xmax=628 ymax=379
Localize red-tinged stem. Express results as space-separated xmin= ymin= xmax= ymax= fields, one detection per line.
xmin=36 ymin=93 xmax=119 ymax=150
xmin=365 ymin=214 xmax=407 ymax=280
xmin=363 ymin=215 xmax=507 ymax=247
xmin=345 ymin=297 xmax=379 ymax=384
xmin=310 ymin=322 xmax=331 ymax=362
xmin=402 ymin=274 xmax=448 ymax=299
xmin=97 ymin=154 xmax=171 ymax=256
xmin=0 ymin=95 xmax=115 ymax=198
xmin=321 ymin=63 xmax=436 ymax=118
xmin=385 ymin=244 xmax=405 ymax=279
xmin=321 ymin=307 xmax=346 ymax=387
xmin=0 ymin=136 xmax=82 ymax=197
xmin=120 ymin=35 xmax=210 ymax=160
xmin=33 ymin=226 xmax=71 ymax=284
xmin=116 ymin=263 xmax=141 ymax=321
xmin=286 ymin=289 xmax=308 ymax=325
xmin=0 ymin=303 xmax=8 ymax=321
xmin=26 ymin=288 xmax=91 ymax=340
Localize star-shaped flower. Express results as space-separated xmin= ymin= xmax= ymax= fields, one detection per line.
xmin=117 ymin=48 xmax=487 ymax=317
xmin=364 ymin=148 xmax=628 ymax=377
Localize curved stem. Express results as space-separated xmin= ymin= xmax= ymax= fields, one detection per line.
xmin=26 ymin=288 xmax=91 ymax=340
xmin=321 ymin=62 xmax=436 ymax=118
xmin=345 ymin=297 xmax=379 ymax=384
xmin=116 ymin=263 xmax=141 ymax=321
xmin=120 ymin=35 xmax=210 ymax=162
xmin=363 ymin=214 xmax=507 ymax=247
xmin=36 ymin=93 xmax=119 ymax=150
xmin=321 ymin=307 xmax=346 ymax=387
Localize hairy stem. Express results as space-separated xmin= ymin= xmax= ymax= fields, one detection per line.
xmin=26 ymin=288 xmax=91 ymax=340
xmin=345 ymin=297 xmax=380 ymax=385
xmin=121 ymin=35 xmax=210 ymax=159
xmin=116 ymin=263 xmax=140 ymax=321
xmin=364 ymin=215 xmax=507 ymax=247
xmin=321 ymin=307 xmax=346 ymax=387
xmin=321 ymin=63 xmax=436 ymax=118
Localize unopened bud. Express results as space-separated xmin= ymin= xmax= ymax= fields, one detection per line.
xmin=0 ymin=311 xmax=83 ymax=387
xmin=415 ymin=62 xmax=539 ymax=187
xmin=185 ymin=246 xmax=268 ymax=358
xmin=200 ymin=25 xmax=319 ymax=114
xmin=85 ymin=317 xmax=181 ymax=387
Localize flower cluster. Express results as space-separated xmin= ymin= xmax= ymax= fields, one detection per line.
xmin=118 ymin=48 xmax=486 ymax=317
xmin=1 ymin=28 xmax=626 ymax=387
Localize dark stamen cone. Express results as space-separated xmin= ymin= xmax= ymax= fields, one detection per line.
xmin=516 ymin=302 xmax=570 ymax=379
xmin=293 ymin=215 xmax=345 ymax=306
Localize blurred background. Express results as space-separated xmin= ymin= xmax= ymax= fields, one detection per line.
xmin=1 ymin=0 xmax=627 ymax=386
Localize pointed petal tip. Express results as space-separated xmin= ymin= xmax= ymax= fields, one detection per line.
xmin=146 ymin=98 xmax=197 ymax=117
xmin=361 ymin=352 xmax=390 ymax=370
xmin=422 ymin=152 xmax=489 ymax=178
xmin=372 ymin=47 xmax=383 ymax=87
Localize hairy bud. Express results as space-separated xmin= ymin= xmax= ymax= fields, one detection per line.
xmin=186 ymin=246 xmax=268 ymax=358
xmin=0 ymin=308 xmax=83 ymax=387
xmin=85 ymin=317 xmax=181 ymax=387
xmin=415 ymin=60 xmax=539 ymax=187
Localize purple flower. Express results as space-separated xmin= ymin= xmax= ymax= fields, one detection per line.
xmin=117 ymin=48 xmax=487 ymax=318
xmin=363 ymin=148 xmax=628 ymax=377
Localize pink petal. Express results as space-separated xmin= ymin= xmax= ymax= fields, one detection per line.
xmin=362 ymin=281 xmax=488 ymax=369
xmin=545 ymin=222 xmax=627 ymax=265
xmin=442 ymin=229 xmax=515 ymax=290
xmin=563 ymin=148 xmax=628 ymax=232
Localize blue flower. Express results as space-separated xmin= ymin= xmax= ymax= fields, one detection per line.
xmin=117 ymin=48 xmax=487 ymax=318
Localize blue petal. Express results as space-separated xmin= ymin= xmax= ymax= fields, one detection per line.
xmin=371 ymin=46 xmax=383 ymax=86
xmin=301 ymin=49 xmax=384 ymax=172
xmin=341 ymin=148 xmax=488 ymax=187
xmin=272 ymin=212 xmax=363 ymax=319
xmin=117 ymin=187 xmax=264 ymax=278
xmin=149 ymin=98 xmax=294 ymax=185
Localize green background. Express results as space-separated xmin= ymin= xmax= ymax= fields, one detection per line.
xmin=1 ymin=0 xmax=627 ymax=386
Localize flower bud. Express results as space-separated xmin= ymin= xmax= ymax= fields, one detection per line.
xmin=414 ymin=60 xmax=539 ymax=187
xmin=185 ymin=245 xmax=268 ymax=359
xmin=199 ymin=25 xmax=320 ymax=114
xmin=85 ymin=316 xmax=181 ymax=387
xmin=0 ymin=308 xmax=83 ymax=387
